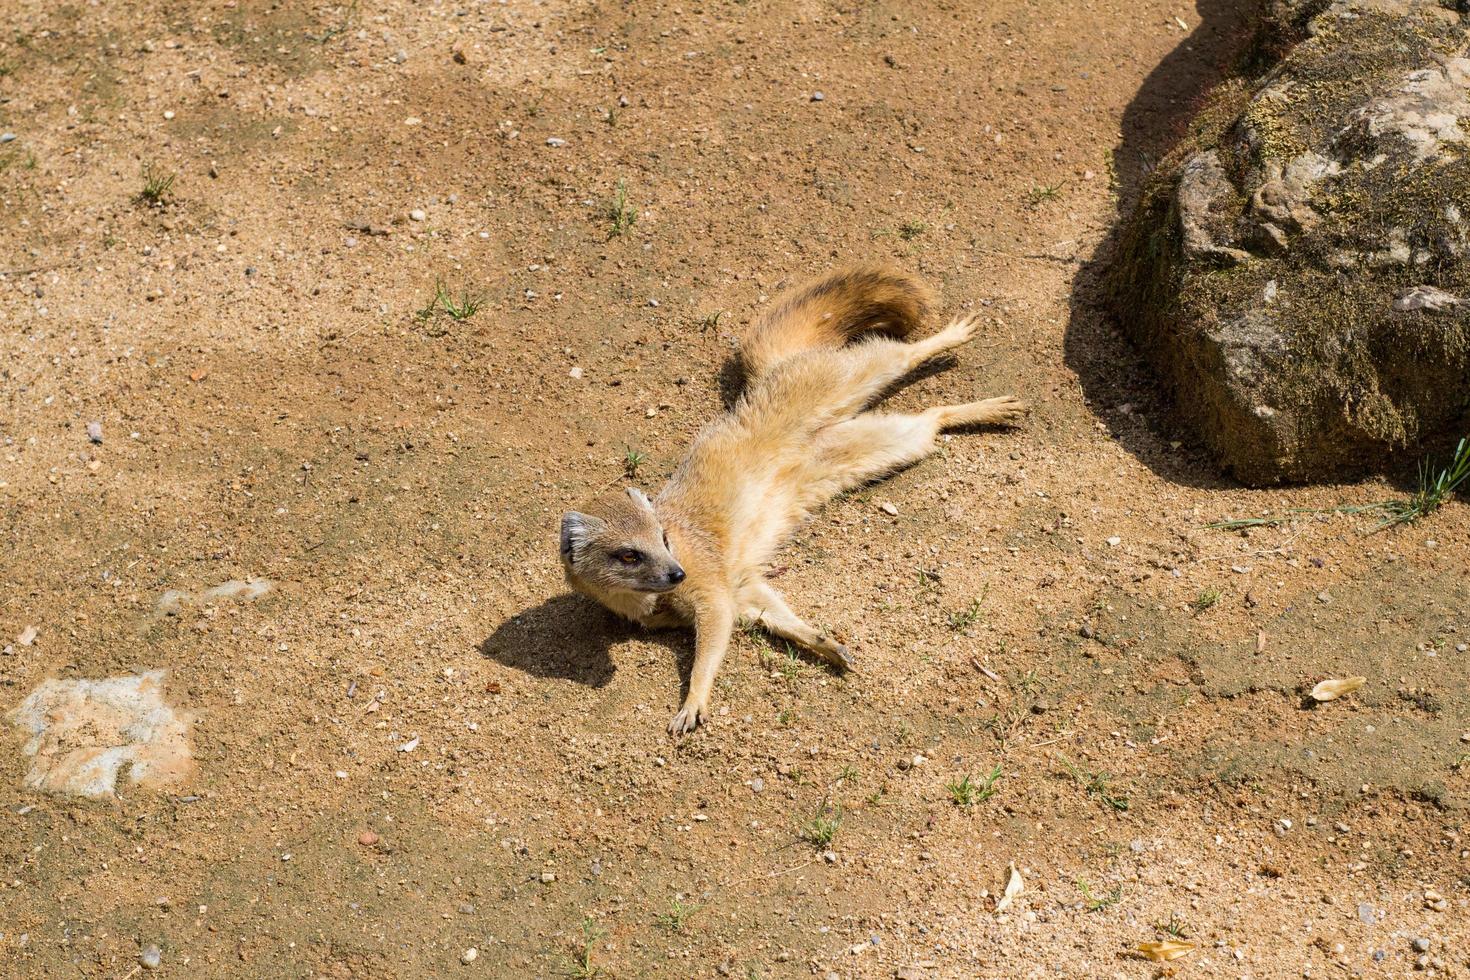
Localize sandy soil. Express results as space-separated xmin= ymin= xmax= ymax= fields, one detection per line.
xmin=2 ymin=0 xmax=1468 ymax=977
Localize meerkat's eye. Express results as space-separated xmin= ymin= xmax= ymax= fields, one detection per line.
xmin=615 ymin=549 xmax=643 ymax=565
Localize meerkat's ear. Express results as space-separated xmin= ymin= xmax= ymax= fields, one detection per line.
xmin=626 ymin=486 xmax=654 ymax=511
xmin=560 ymin=512 xmax=604 ymax=558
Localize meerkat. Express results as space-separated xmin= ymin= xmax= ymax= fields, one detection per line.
xmin=559 ymin=266 xmax=1026 ymax=734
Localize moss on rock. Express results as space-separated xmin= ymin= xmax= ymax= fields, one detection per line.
xmin=1108 ymin=0 xmax=1470 ymax=483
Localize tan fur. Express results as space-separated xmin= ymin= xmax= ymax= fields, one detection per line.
xmin=561 ymin=267 xmax=1026 ymax=734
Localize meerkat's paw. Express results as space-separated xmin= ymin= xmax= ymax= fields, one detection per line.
xmin=979 ymin=395 xmax=1029 ymax=424
xmin=814 ymin=636 xmax=855 ymax=672
xmin=930 ymin=312 xmax=981 ymax=350
xmin=668 ymin=699 xmax=708 ymax=736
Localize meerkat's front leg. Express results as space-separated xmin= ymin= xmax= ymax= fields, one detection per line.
xmin=741 ymin=582 xmax=854 ymax=671
xmin=669 ymin=595 xmax=735 ymax=735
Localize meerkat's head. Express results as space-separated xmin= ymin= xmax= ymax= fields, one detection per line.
xmin=560 ymin=487 xmax=686 ymax=601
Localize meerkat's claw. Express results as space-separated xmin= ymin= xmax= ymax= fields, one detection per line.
xmin=829 ymin=643 xmax=855 ymax=672
xmin=812 ymin=637 xmax=855 ymax=672
xmin=668 ymin=701 xmax=707 ymax=736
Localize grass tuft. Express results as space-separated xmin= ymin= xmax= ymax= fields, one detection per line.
xmin=946 ymin=764 xmax=1002 ymax=807
xmin=799 ymin=802 xmax=842 ymax=848
xmin=898 ymin=219 xmax=927 ymax=240
xmin=1059 ymin=754 xmax=1130 ymax=812
xmin=946 ymin=586 xmax=988 ymax=632
xmin=623 ymin=445 xmax=648 ymax=480
xmin=606 ymin=179 xmax=637 ymax=238
xmin=1366 ymin=436 xmax=1470 ymax=530
xmin=418 ymin=280 xmax=484 ymax=322
xmin=560 ymin=917 xmax=605 ymax=979
xmin=1078 ymin=878 xmax=1122 ymax=911
xmin=654 ymin=896 xmax=700 ymax=933
xmin=137 ymin=163 xmax=175 ymax=206
xmin=1025 ymin=182 xmax=1064 ymax=208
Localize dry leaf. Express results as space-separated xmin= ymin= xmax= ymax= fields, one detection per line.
xmin=1138 ymin=940 xmax=1195 ymax=962
xmin=995 ymin=863 xmax=1024 ymax=913
xmin=1311 ymin=676 xmax=1365 ymax=702
xmin=17 ymin=625 xmax=38 ymax=646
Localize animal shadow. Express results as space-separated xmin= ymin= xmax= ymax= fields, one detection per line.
xmin=481 ymin=592 xmax=690 ymax=688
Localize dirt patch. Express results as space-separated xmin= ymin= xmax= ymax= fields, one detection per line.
xmin=2 ymin=0 xmax=1468 ymax=977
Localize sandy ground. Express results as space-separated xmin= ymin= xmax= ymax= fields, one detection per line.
xmin=2 ymin=0 xmax=1468 ymax=976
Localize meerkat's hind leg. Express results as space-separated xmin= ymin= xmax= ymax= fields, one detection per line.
xmin=928 ymin=395 xmax=1028 ymax=429
xmin=740 ymin=583 xmax=854 ymax=671
xmin=808 ymin=312 xmax=985 ymax=420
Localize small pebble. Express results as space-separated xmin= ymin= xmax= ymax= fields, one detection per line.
xmin=0 ymin=133 xmax=15 ymax=144
xmin=1105 ymin=536 xmax=1121 ymax=547
xmin=540 ymin=871 xmax=556 ymax=883
xmin=163 ymin=110 xmax=175 ymax=120
xmin=546 ymin=137 xmax=568 ymax=147
xmin=878 ymin=501 xmax=898 ymax=516
xmin=811 ymin=91 xmax=825 ymax=102
xmin=822 ymin=850 xmax=837 ymax=864
xmin=750 ymin=777 xmax=764 ymax=793
xmin=86 ymin=421 xmax=103 ymax=444
xmin=568 ymin=366 xmax=583 ymax=379
xmin=358 ymin=829 xmax=380 ymax=847
xmin=140 ymin=944 xmax=162 ymax=969
xmin=1412 ymin=938 xmax=1431 ymax=953
xmin=409 ymin=209 xmax=426 ymax=222
xmin=461 ymin=947 xmax=478 ymax=964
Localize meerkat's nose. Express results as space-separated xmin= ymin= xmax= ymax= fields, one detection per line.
xmin=667 ymin=567 xmax=686 ymax=585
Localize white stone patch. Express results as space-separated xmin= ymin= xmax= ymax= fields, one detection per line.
xmin=154 ymin=577 xmax=273 ymax=617
xmin=1345 ymin=58 xmax=1470 ymax=161
xmin=1393 ymin=285 xmax=1465 ymax=313
xmin=7 ymin=670 xmax=193 ymax=798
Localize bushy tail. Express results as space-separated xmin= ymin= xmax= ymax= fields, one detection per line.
xmin=740 ymin=266 xmax=932 ymax=381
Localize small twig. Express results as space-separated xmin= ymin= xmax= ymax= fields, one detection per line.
xmin=721 ymin=858 xmax=817 ymax=890
xmin=0 ymin=264 xmax=63 ymax=277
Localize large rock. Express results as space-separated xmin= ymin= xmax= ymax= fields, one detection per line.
xmin=1109 ymin=0 xmax=1470 ymax=484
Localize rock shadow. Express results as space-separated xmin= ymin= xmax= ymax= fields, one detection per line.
xmin=1063 ymin=0 xmax=1265 ymax=489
